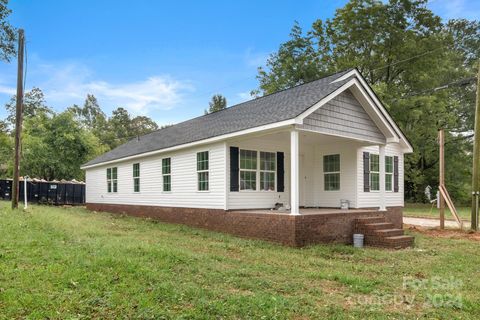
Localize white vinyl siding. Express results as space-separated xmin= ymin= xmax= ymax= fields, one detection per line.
xmin=311 ymin=143 xmax=358 ymax=208
xmin=227 ymin=135 xmax=289 ymax=210
xmin=298 ymin=90 xmax=386 ymax=144
xmin=357 ymin=144 xmax=404 ymax=208
xmin=85 ymin=142 xmax=226 ymax=209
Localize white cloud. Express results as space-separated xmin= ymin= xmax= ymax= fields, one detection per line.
xmin=237 ymin=91 xmax=253 ymax=101
xmin=2 ymin=59 xmax=193 ymax=116
xmin=0 ymin=85 xmax=15 ymax=96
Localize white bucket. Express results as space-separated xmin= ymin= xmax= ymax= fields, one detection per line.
xmin=353 ymin=233 xmax=364 ymax=248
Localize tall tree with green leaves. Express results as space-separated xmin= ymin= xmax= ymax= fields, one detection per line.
xmin=0 ymin=120 xmax=12 ymax=178
xmin=5 ymin=87 xmax=53 ymax=128
xmin=205 ymin=94 xmax=227 ymax=114
xmin=0 ymin=0 xmax=16 ymax=62
xmin=21 ymin=110 xmax=105 ymax=180
xmin=255 ymin=0 xmax=479 ymax=203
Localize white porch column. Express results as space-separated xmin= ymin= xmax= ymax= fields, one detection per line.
xmin=379 ymin=144 xmax=387 ymax=211
xmin=290 ymin=129 xmax=300 ymax=215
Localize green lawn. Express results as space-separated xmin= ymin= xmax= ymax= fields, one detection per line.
xmin=1 ymin=202 xmax=479 ymax=319
xmin=404 ymin=203 xmax=471 ymax=221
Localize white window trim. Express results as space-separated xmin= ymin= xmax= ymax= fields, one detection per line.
xmin=259 ymin=151 xmax=276 ymax=192
xmin=369 ymin=154 xmax=380 ymax=192
xmin=238 ymin=149 xmax=277 ymax=192
xmin=197 ymin=151 xmax=209 ymax=192
xmin=385 ymin=155 xmax=394 ymax=192
xmin=162 ymin=157 xmax=172 ymax=193
xmin=133 ymin=163 xmax=140 ymax=193
xmin=107 ymin=167 xmax=118 ymax=193
xmin=323 ymin=154 xmax=340 ymax=191
xmin=239 ymin=149 xmax=259 ymax=192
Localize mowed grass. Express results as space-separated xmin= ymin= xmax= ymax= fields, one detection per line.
xmin=404 ymin=203 xmax=471 ymax=221
xmin=1 ymin=202 xmax=479 ymax=319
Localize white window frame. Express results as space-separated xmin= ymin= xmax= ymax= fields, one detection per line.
xmin=197 ymin=151 xmax=209 ymax=191
xmin=106 ymin=167 xmax=118 ymax=193
xmin=385 ymin=155 xmax=393 ymax=192
xmin=239 ymin=149 xmax=258 ymax=191
xmin=133 ymin=163 xmax=140 ymax=193
xmin=259 ymin=151 xmax=276 ymax=192
xmin=162 ymin=158 xmax=171 ymax=192
xmin=370 ymin=154 xmax=380 ymax=192
xmin=239 ymin=149 xmax=277 ymax=192
xmin=323 ymin=154 xmax=340 ymax=191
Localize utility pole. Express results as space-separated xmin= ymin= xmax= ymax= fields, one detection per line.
xmin=471 ymin=61 xmax=480 ymax=231
xmin=11 ymin=29 xmax=25 ymax=210
xmin=439 ymin=129 xmax=445 ymax=229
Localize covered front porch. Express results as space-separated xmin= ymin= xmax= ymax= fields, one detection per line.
xmin=226 ymin=127 xmax=393 ymax=212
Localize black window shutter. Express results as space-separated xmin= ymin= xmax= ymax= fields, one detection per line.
xmin=230 ymin=147 xmax=239 ymax=192
xmin=277 ymin=152 xmax=285 ymax=192
xmin=394 ymin=156 xmax=399 ymax=192
xmin=363 ymin=152 xmax=370 ymax=192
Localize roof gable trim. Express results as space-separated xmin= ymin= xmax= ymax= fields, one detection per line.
xmin=333 ymin=69 xmax=413 ymax=151
xmin=296 ymin=75 xmax=412 ymax=151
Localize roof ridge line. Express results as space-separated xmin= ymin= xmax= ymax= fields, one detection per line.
xmin=137 ymin=68 xmax=355 ymax=140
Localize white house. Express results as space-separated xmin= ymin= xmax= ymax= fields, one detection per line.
xmin=81 ymin=69 xmax=414 ymax=247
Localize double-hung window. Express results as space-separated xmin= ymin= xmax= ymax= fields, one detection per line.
xmin=133 ymin=163 xmax=140 ymax=192
xmin=106 ymin=167 xmax=118 ymax=193
xmin=370 ymin=154 xmax=380 ymax=191
xmin=260 ymin=151 xmax=275 ymax=191
xmin=197 ymin=151 xmax=209 ymax=191
xmin=323 ymin=154 xmax=340 ymax=191
xmin=162 ymin=158 xmax=171 ymax=192
xmin=385 ymin=156 xmax=393 ymax=191
xmin=240 ymin=149 xmax=257 ymax=191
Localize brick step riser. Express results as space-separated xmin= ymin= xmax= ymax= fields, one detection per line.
xmin=354 ymin=218 xmax=414 ymax=249
xmin=354 ymin=227 xmax=402 ymax=236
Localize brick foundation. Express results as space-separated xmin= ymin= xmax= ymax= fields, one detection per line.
xmin=86 ymin=203 xmax=403 ymax=247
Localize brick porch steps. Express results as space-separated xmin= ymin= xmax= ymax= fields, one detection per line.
xmin=354 ymin=217 xmax=414 ymax=249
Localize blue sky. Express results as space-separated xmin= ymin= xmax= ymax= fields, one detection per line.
xmin=0 ymin=0 xmax=479 ymax=125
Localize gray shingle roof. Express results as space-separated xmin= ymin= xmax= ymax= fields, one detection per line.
xmin=83 ymin=69 xmax=353 ymax=167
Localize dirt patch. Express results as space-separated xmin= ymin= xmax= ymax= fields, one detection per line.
xmin=407 ymin=225 xmax=480 ymax=241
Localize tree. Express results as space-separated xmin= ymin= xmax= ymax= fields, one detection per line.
xmin=131 ymin=116 xmax=159 ymax=137
xmin=255 ymin=0 xmax=479 ymax=203
xmin=69 ymin=94 xmax=107 ymax=130
xmin=5 ymin=87 xmax=52 ymax=128
xmin=205 ymin=94 xmax=227 ymax=114
xmin=21 ymin=110 xmax=105 ymax=181
xmin=106 ymin=107 xmax=159 ymax=149
xmin=0 ymin=0 xmax=16 ymax=62
xmin=0 ymin=128 xmax=12 ymax=178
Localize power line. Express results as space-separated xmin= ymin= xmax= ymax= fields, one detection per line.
xmin=23 ymin=41 xmax=27 ymax=92
xmin=372 ymin=47 xmax=445 ymax=72
xmin=394 ymin=76 xmax=477 ymax=100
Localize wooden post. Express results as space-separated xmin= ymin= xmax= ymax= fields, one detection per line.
xmin=471 ymin=61 xmax=480 ymax=231
xmin=11 ymin=29 xmax=25 ymax=210
xmin=439 ymin=129 xmax=445 ymax=229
